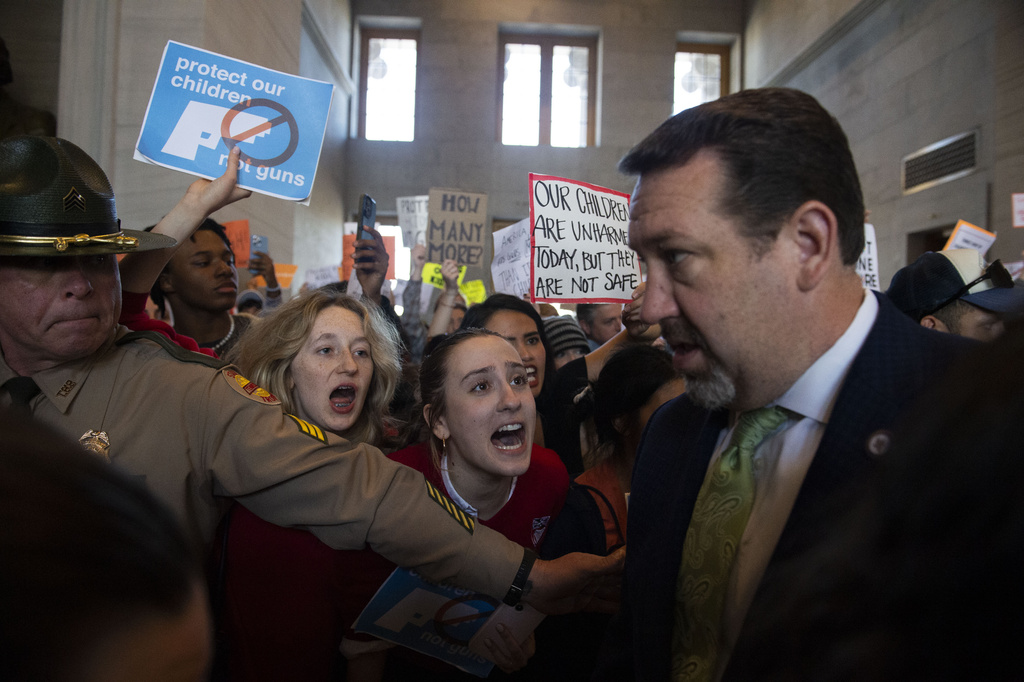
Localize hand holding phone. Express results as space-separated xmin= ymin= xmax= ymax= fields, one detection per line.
xmin=355 ymin=194 xmax=377 ymax=263
xmin=249 ymin=235 xmax=269 ymax=274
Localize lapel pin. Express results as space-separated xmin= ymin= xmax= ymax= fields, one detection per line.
xmin=866 ymin=430 xmax=892 ymax=457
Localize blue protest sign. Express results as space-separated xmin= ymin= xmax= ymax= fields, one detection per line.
xmin=134 ymin=41 xmax=333 ymax=203
xmin=354 ymin=568 xmax=496 ymax=677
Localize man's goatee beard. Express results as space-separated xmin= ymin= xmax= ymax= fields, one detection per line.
xmin=684 ymin=363 xmax=736 ymax=410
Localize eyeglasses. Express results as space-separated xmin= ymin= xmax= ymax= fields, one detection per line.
xmin=924 ymin=259 xmax=1014 ymax=316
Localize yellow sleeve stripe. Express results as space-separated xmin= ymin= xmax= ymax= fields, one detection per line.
xmin=286 ymin=414 xmax=327 ymax=444
xmin=424 ymin=480 xmax=475 ymax=534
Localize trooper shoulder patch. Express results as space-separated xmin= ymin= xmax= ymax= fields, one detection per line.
xmin=424 ymin=480 xmax=475 ymax=534
xmin=287 ymin=414 xmax=328 ymax=444
xmin=221 ymin=368 xmax=281 ymax=405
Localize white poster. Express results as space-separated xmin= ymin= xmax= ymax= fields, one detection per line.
xmin=856 ymin=223 xmax=881 ymax=291
xmin=528 ymin=174 xmax=639 ymax=303
xmin=491 ymin=219 xmax=531 ymax=298
xmin=397 ymin=195 xmax=429 ymax=248
xmin=943 ymin=219 xmax=996 ymax=256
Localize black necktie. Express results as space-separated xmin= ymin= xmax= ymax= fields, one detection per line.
xmin=3 ymin=376 xmax=41 ymax=413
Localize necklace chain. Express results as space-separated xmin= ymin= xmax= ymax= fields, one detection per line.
xmin=209 ymin=315 xmax=236 ymax=354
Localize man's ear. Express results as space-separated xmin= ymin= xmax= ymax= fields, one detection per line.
xmin=424 ymin=403 xmax=450 ymax=441
xmin=788 ymin=200 xmax=839 ymax=292
xmin=158 ymin=271 xmax=175 ymax=295
xmin=919 ymin=315 xmax=950 ymax=333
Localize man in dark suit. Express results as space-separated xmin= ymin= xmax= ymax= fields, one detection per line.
xmin=596 ymin=88 xmax=970 ymax=681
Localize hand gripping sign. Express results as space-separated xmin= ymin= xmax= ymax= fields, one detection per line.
xmin=354 ymin=568 xmax=502 ymax=677
xmin=134 ymin=41 xmax=333 ymax=203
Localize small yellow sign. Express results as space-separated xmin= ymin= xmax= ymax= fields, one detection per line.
xmin=459 ymin=280 xmax=487 ymax=305
xmin=423 ymin=262 xmax=467 ymax=289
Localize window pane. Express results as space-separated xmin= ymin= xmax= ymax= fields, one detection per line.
xmin=365 ymin=38 xmax=417 ymax=141
xmin=551 ymin=45 xmax=588 ymax=148
xmin=502 ymin=43 xmax=541 ymax=146
xmin=673 ymin=51 xmax=721 ymax=115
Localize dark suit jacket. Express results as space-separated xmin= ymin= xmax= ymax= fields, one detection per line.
xmin=595 ymin=292 xmax=973 ymax=681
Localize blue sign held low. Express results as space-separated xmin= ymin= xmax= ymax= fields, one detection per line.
xmin=134 ymin=41 xmax=333 ymax=203
xmin=354 ymin=568 xmax=497 ymax=677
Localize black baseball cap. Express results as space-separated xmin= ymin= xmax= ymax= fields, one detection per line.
xmin=886 ymin=249 xmax=1024 ymax=321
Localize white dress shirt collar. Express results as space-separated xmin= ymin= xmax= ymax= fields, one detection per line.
xmin=774 ymin=289 xmax=878 ymax=424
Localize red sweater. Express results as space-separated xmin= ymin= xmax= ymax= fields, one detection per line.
xmin=119 ymin=291 xmax=217 ymax=358
xmin=222 ymin=442 xmax=568 ymax=681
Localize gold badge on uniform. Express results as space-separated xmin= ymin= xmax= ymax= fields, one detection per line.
xmin=221 ymin=369 xmax=280 ymax=405
xmin=79 ymin=429 xmax=111 ymax=460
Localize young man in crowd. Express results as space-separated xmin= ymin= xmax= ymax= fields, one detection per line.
xmin=154 ymin=219 xmax=280 ymax=357
xmin=886 ymin=248 xmax=1024 ymax=342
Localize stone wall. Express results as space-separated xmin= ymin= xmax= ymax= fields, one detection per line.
xmin=745 ymin=0 xmax=1024 ymax=282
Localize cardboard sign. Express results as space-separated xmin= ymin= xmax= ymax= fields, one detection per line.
xmin=856 ymin=223 xmax=881 ymax=291
xmin=427 ymin=188 xmax=489 ymax=282
xmin=529 ymin=174 xmax=639 ymax=303
xmin=1013 ymin=193 xmax=1024 ymax=228
xmin=135 ymin=41 xmax=333 ymax=203
xmin=491 ymin=218 xmax=532 ymax=299
xmin=943 ymin=219 xmax=996 ymax=256
xmin=354 ymin=568 xmax=502 ymax=677
xmin=397 ymin=195 xmax=430 ymax=247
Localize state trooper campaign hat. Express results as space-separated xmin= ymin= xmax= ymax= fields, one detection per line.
xmin=0 ymin=135 xmax=174 ymax=256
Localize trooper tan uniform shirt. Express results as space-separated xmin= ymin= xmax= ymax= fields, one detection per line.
xmin=0 ymin=327 xmax=522 ymax=598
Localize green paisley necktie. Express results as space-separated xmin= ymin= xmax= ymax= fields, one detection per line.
xmin=672 ymin=405 xmax=792 ymax=682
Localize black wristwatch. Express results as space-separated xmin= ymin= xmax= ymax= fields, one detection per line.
xmin=502 ymin=549 xmax=538 ymax=606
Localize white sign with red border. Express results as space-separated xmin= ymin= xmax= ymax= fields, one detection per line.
xmin=528 ymin=173 xmax=639 ymax=303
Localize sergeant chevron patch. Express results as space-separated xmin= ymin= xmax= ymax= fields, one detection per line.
xmin=287 ymin=414 xmax=327 ymax=444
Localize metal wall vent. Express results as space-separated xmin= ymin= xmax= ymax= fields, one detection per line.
xmin=902 ymin=130 xmax=977 ymax=195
